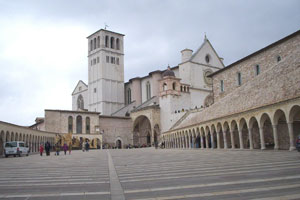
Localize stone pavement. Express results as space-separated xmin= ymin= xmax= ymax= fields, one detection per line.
xmin=0 ymin=149 xmax=300 ymax=200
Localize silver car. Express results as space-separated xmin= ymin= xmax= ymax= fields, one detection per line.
xmin=4 ymin=141 xmax=29 ymax=157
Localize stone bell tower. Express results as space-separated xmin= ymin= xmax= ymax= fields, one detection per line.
xmin=87 ymin=29 xmax=125 ymax=115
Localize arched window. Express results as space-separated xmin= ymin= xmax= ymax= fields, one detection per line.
xmin=77 ymin=95 xmax=84 ymax=110
xmin=68 ymin=116 xmax=73 ymax=133
xmin=146 ymin=81 xmax=151 ymax=100
xmin=116 ymin=38 xmax=120 ymax=50
xmin=90 ymin=40 xmax=93 ymax=51
xmin=127 ymin=88 xmax=131 ymax=104
xmin=180 ymin=85 xmax=183 ymax=92
xmin=172 ymin=82 xmax=176 ymax=90
xmin=110 ymin=37 xmax=115 ymax=49
xmin=76 ymin=116 xmax=82 ymax=134
xmin=105 ymin=36 xmax=109 ymax=47
xmin=163 ymin=83 xmax=167 ymax=91
xmin=86 ymin=117 xmax=90 ymax=134
xmin=93 ymin=38 xmax=96 ymax=50
xmin=97 ymin=36 xmax=100 ymax=48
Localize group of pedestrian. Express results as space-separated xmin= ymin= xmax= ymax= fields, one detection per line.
xmin=82 ymin=141 xmax=90 ymax=152
xmin=39 ymin=141 xmax=51 ymax=156
xmin=39 ymin=142 xmax=72 ymax=156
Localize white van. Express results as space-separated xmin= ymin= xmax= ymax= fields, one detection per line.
xmin=4 ymin=141 xmax=29 ymax=157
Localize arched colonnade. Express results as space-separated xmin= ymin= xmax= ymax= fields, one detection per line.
xmin=162 ymin=101 xmax=300 ymax=151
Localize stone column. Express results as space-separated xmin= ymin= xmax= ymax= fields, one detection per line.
xmin=175 ymin=138 xmax=177 ymax=148
xmin=211 ymin=134 xmax=214 ymax=149
xmin=223 ymin=131 xmax=228 ymax=149
xmin=259 ymin=127 xmax=266 ymax=150
xmin=248 ymin=128 xmax=253 ymax=150
xmin=272 ymin=125 xmax=279 ymax=150
xmin=217 ymin=131 xmax=221 ymax=149
xmin=239 ymin=130 xmax=244 ymax=149
xmin=200 ymin=135 xmax=204 ymax=149
xmin=230 ymin=131 xmax=235 ymax=149
xmin=287 ymin=123 xmax=296 ymax=151
xmin=179 ymin=137 xmax=182 ymax=148
xmin=205 ymin=135 xmax=209 ymax=149
xmin=186 ymin=136 xmax=189 ymax=149
xmin=192 ymin=135 xmax=195 ymax=148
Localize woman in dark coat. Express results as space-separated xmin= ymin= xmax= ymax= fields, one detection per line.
xmin=45 ymin=141 xmax=51 ymax=156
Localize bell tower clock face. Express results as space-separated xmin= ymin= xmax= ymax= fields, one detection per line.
xmin=203 ymin=69 xmax=213 ymax=85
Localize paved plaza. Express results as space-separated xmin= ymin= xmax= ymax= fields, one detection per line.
xmin=0 ymin=149 xmax=300 ymax=200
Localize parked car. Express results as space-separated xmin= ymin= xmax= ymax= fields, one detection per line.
xmin=4 ymin=141 xmax=29 ymax=157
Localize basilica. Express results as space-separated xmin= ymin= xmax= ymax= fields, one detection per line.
xmin=1 ymin=29 xmax=299 ymax=153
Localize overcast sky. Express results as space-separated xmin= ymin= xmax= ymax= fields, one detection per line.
xmin=0 ymin=0 xmax=299 ymax=126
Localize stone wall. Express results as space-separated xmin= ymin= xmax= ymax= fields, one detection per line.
xmin=174 ymin=31 xmax=300 ymax=129
xmin=99 ymin=116 xmax=133 ymax=148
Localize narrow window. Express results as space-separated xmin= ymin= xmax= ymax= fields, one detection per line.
xmin=111 ymin=57 xmax=115 ymax=64
xmin=94 ymin=88 xmax=96 ymax=93
xmin=90 ymin=40 xmax=93 ymax=51
xmin=116 ymin=57 xmax=119 ymax=65
xmin=116 ymin=38 xmax=120 ymax=50
xmin=237 ymin=72 xmax=242 ymax=86
xmin=94 ymin=38 xmax=96 ymax=49
xmin=146 ymin=81 xmax=151 ymax=100
xmin=255 ymin=65 xmax=260 ymax=75
xmin=97 ymin=36 xmax=100 ymax=48
xmin=106 ymin=56 xmax=109 ymax=63
xmin=163 ymin=83 xmax=167 ymax=91
xmin=86 ymin=117 xmax=90 ymax=134
xmin=68 ymin=116 xmax=73 ymax=133
xmin=220 ymin=80 xmax=224 ymax=92
xmin=127 ymin=88 xmax=131 ymax=104
xmin=277 ymin=55 xmax=281 ymax=62
xmin=180 ymin=85 xmax=183 ymax=92
xmin=105 ymin=36 xmax=109 ymax=47
xmin=77 ymin=95 xmax=84 ymax=109
xmin=76 ymin=116 xmax=82 ymax=134
xmin=172 ymin=82 xmax=176 ymax=90
xmin=110 ymin=37 xmax=115 ymax=49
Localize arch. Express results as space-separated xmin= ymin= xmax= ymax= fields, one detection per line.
xmin=223 ymin=121 xmax=231 ymax=148
xmin=115 ymin=137 xmax=123 ymax=149
xmin=288 ymin=105 xmax=300 ymax=149
xmin=273 ymin=109 xmax=289 ymax=150
xmin=77 ymin=95 xmax=84 ymax=110
xmin=68 ymin=116 xmax=73 ymax=133
xmin=76 ymin=115 xmax=82 ymax=134
xmin=216 ymin=122 xmax=224 ymax=149
xmin=211 ymin=124 xmax=217 ymax=148
xmin=260 ymin=113 xmax=274 ymax=149
xmin=133 ymin=115 xmax=152 ymax=147
xmin=86 ymin=117 xmax=90 ymax=134
xmin=249 ymin=116 xmax=260 ymax=149
xmin=239 ymin=118 xmax=249 ymax=149
xmin=15 ymin=133 xmax=18 ymax=141
xmin=230 ymin=120 xmax=240 ymax=149
xmin=110 ymin=37 xmax=115 ymax=49
xmin=11 ymin=132 xmax=14 ymax=141
xmin=116 ymin=38 xmax=120 ymax=50
xmin=105 ymin=36 xmax=109 ymax=47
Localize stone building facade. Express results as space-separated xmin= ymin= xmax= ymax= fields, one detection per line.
xmin=162 ymin=30 xmax=300 ymax=151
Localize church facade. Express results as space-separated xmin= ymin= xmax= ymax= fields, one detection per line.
xmin=30 ymin=28 xmax=224 ymax=148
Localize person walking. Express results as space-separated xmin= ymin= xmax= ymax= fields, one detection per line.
xmin=45 ymin=141 xmax=51 ymax=156
xmin=82 ymin=141 xmax=85 ymax=152
xmin=85 ymin=141 xmax=89 ymax=152
xmin=55 ymin=143 xmax=60 ymax=156
xmin=63 ymin=143 xmax=68 ymax=155
xmin=69 ymin=143 xmax=72 ymax=155
xmin=39 ymin=144 xmax=44 ymax=156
